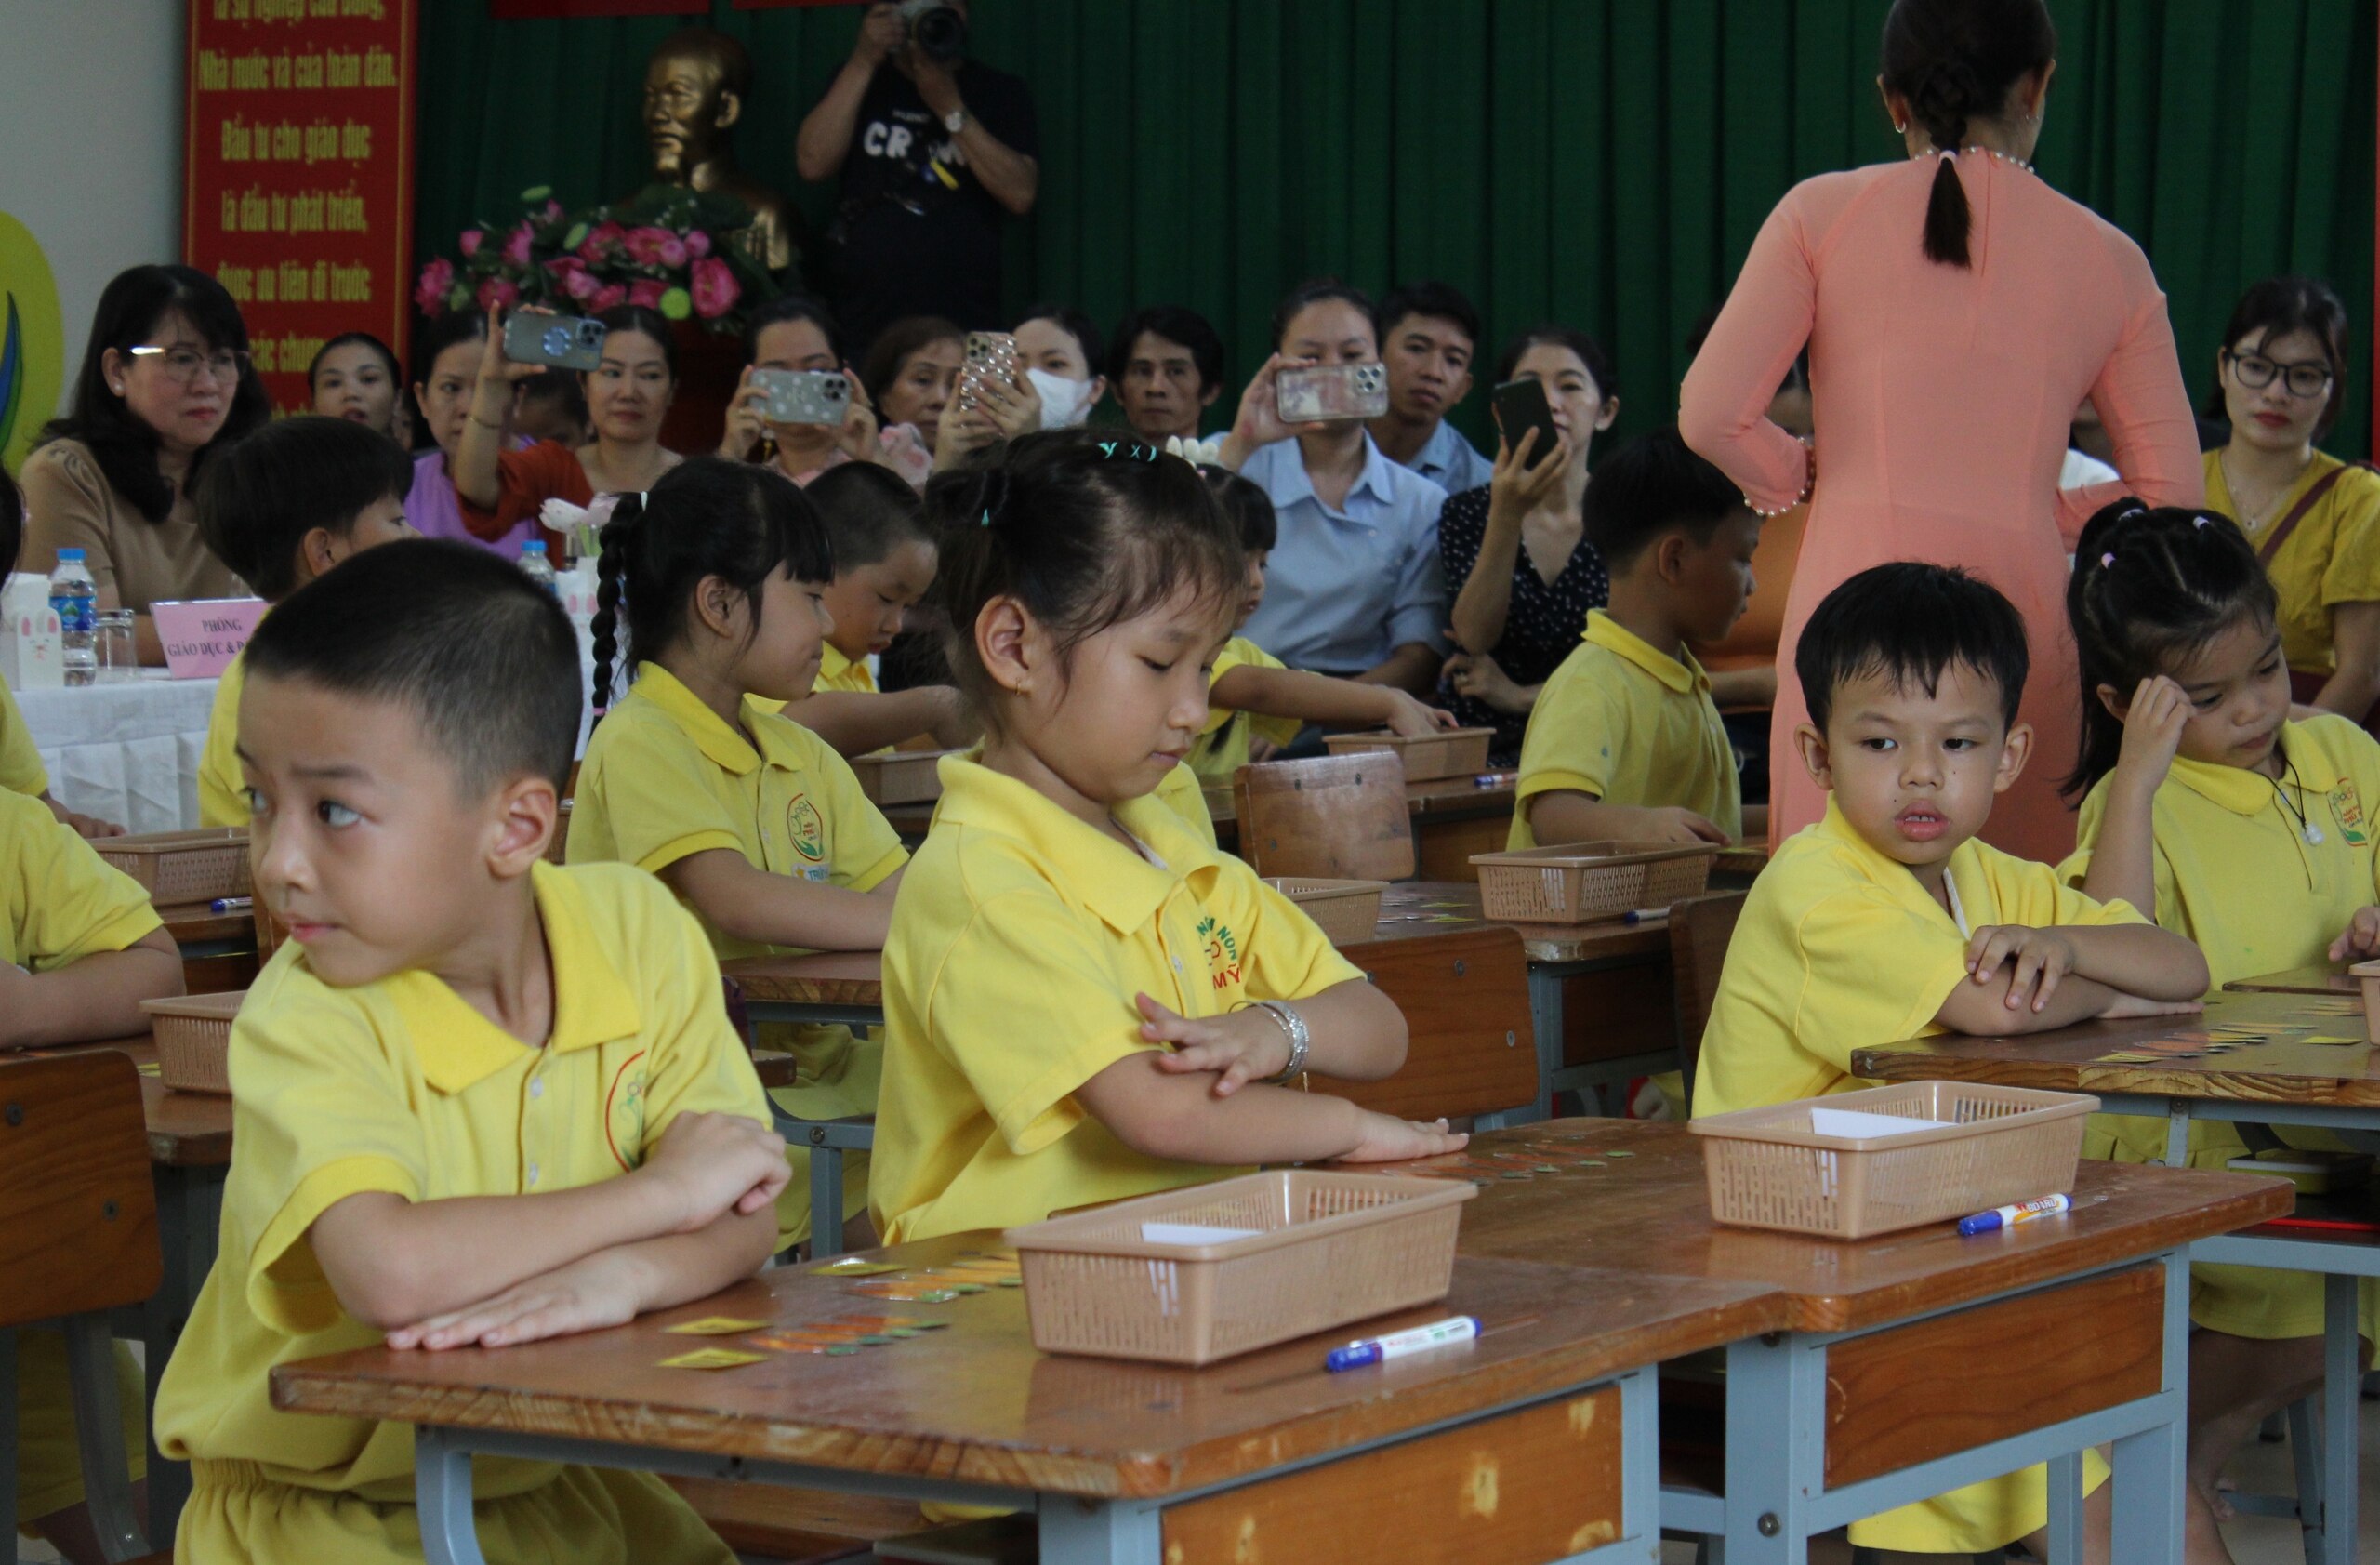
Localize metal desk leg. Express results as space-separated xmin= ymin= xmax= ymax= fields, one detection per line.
xmin=807 ymin=1129 xmax=846 ymax=1261
xmin=1723 ymin=1332 xmax=1824 ymax=1561
xmin=144 ymin=1162 xmax=223 ymax=1543
xmin=1496 ymin=963 xmax=1560 ymax=1128
xmin=2161 ymin=1100 xmax=2193 ymax=1167
xmin=416 ymin=1427 xmax=491 ymax=1565
xmin=1038 ymin=1495 xmax=1161 ymax=1564
xmin=2317 ymin=1271 xmax=2360 ymax=1565
xmin=0 ymin=1327 xmax=18 ymax=1558
xmin=2105 ymin=1251 xmax=2192 ymax=1565
xmin=2043 ymin=1452 xmax=2083 ymax=1565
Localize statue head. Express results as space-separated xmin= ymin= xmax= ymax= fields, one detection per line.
xmin=643 ymin=28 xmax=754 ymax=181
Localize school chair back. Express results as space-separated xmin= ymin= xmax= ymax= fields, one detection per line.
xmin=1312 ymin=927 xmax=1535 ymax=1123
xmin=0 ymin=1052 xmax=163 ymax=1561
xmin=1233 ymin=753 xmax=1416 ymax=882
xmin=1667 ymin=892 xmax=1747 ymax=1109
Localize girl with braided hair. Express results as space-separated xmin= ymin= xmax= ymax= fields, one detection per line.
xmin=1683 ymin=0 xmax=2203 ymax=867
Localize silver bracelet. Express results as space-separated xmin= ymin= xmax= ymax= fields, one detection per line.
xmin=1252 ymin=1000 xmax=1311 ymax=1084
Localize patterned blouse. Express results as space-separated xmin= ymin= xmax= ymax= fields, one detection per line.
xmin=1435 ymin=484 xmax=1609 ymax=761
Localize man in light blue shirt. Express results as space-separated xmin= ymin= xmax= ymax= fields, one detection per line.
xmin=1369 ymin=282 xmax=1494 ymax=499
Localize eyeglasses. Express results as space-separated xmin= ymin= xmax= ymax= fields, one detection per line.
xmin=128 ymin=344 xmax=251 ymax=387
xmin=2225 ymin=349 xmax=2332 ymax=400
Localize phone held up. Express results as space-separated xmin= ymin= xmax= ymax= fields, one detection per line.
xmin=1276 ymin=362 xmax=1389 ymax=424
xmin=503 ymin=312 xmax=608 ymax=373
xmin=751 ymin=369 xmax=852 ymax=426
xmin=1489 ymin=378 xmax=1560 ymax=463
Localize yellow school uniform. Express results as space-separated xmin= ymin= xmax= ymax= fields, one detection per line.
xmin=197 ymin=647 xmax=250 ymax=828
xmin=873 ymin=756 xmax=1362 ymax=1244
xmin=2062 ymin=714 xmax=2380 ymax=1345
xmin=153 ymin=862 xmax=755 ymax=1565
xmin=0 ymin=674 xmax=46 ymax=797
xmin=1152 ymin=760 xmax=1221 ymax=849
xmin=1510 ymin=610 xmax=1741 ymax=849
xmin=817 ymin=642 xmax=878 ymax=694
xmin=569 ymin=661 xmax=906 ymax=1240
xmin=1 ymin=787 xmax=155 ymax=1518
xmin=1186 ymin=636 xmax=1303 ymax=787
xmin=2205 ymin=449 xmax=2380 ymax=676
xmin=1695 ymin=795 xmax=2124 ymax=1551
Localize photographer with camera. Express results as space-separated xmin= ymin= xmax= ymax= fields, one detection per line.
xmin=796 ymin=1 xmax=1038 ymax=351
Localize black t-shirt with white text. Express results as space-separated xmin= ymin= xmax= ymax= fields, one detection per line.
xmin=824 ymin=60 xmax=1038 ymax=348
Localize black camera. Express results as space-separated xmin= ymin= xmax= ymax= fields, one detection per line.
xmin=897 ymin=0 xmax=966 ymax=65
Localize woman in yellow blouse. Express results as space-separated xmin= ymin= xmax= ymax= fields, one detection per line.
xmin=2202 ymin=275 xmax=2380 ymax=723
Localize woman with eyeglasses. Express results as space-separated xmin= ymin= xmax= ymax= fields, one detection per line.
xmin=20 ymin=265 xmax=271 ymax=664
xmin=2202 ymin=275 xmax=2380 ymax=724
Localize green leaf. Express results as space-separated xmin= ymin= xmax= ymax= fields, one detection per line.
xmin=521 ymin=185 xmax=552 ymax=204
xmin=562 ymin=223 xmax=588 ymax=252
xmin=658 ymin=286 xmax=693 ymax=321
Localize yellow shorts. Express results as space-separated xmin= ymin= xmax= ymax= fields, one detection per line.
xmin=179 ymin=1459 xmax=733 ymax=1565
xmin=766 ymin=1025 xmax=880 ymax=1249
xmin=18 ymin=1329 xmax=144 ymax=1523
xmin=1848 ymin=1452 xmax=2110 ymax=1554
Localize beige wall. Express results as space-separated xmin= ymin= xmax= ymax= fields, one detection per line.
xmin=0 ymin=0 xmax=186 ymax=415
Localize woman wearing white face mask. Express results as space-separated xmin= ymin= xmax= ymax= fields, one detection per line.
xmin=1013 ymin=304 xmax=1107 ymax=430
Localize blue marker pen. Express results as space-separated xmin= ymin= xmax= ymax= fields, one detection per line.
xmin=1620 ymin=908 xmax=1667 ymax=925
xmin=210 ymin=895 xmax=252 ymax=913
xmin=1325 ymin=1314 xmax=1480 ymax=1372
xmin=1958 ymin=1192 xmax=2070 ymax=1236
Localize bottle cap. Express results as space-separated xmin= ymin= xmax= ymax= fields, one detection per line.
xmin=522 ymin=540 xmax=547 ymax=554
xmin=57 ymin=549 xmax=85 ymax=562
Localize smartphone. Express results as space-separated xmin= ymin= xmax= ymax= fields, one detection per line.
xmin=503 ymin=312 xmax=608 ymax=373
xmin=1490 ymin=377 xmax=1560 ymax=462
xmin=752 ymin=368 xmax=852 ymax=426
xmin=1276 ymin=362 xmax=1389 ymax=423
xmin=959 ymin=331 xmax=1019 ymax=412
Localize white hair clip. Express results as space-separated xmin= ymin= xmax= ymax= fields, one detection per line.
xmin=2100 ymin=551 xmax=2115 ymax=567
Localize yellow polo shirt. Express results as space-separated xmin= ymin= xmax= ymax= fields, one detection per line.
xmin=1510 ymin=610 xmax=1740 ymax=849
xmin=873 ymin=756 xmax=1363 ymax=1244
xmin=1186 ymin=636 xmax=1303 ymax=787
xmin=197 ymin=648 xmax=250 ymax=828
xmin=154 ymin=862 xmax=757 ymax=1563
xmin=817 ymin=643 xmax=877 ymax=694
xmin=1153 ymin=759 xmax=1221 ymax=849
xmin=2 ymin=787 xmax=161 ymax=971
xmin=0 ymin=675 xmax=46 ymax=797
xmin=2062 ymin=714 xmax=2380 ymax=1345
xmin=1695 ymin=796 xmax=2124 ymax=1552
xmin=2205 ymin=449 xmax=2380 ymax=675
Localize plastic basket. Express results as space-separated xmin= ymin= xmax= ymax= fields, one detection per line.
xmin=95 ymin=829 xmax=250 ymax=904
xmin=140 ymin=990 xmax=246 ymax=1094
xmin=2348 ymin=959 xmax=2380 ymax=1041
xmin=1322 ymin=727 xmax=1494 ymax=781
xmin=1469 ymin=841 xmax=1716 ymax=923
xmin=1688 ymin=1081 xmax=2096 ymax=1239
xmin=1004 ymin=1171 xmax=1476 ymax=1364
xmin=852 ymin=750 xmax=952 ymax=807
xmin=1263 ymin=877 xmax=1387 ymax=947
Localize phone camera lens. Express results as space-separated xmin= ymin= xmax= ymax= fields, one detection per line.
xmin=542 ymin=325 xmax=572 ymax=357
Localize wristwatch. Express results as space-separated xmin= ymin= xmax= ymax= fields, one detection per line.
xmin=944 ymin=105 xmax=967 ymax=135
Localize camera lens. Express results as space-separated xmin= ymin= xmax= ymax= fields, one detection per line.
xmin=911 ymin=5 xmax=965 ymax=64
xmin=542 ymin=325 xmax=572 ymax=356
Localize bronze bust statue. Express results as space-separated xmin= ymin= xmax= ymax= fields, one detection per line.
xmin=640 ymin=28 xmax=799 ymax=272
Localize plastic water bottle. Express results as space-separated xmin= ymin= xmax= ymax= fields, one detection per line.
xmin=48 ymin=549 xmax=96 ymax=687
xmin=518 ymin=539 xmax=557 ymax=598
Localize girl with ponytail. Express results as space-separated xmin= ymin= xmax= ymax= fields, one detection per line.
xmin=2063 ymin=499 xmax=2380 ymax=1538
xmin=568 ymin=456 xmax=908 ymax=1251
xmin=1681 ymin=0 xmax=2203 ymax=868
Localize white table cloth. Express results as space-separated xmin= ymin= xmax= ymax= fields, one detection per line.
xmin=18 ymin=673 xmax=219 ymax=833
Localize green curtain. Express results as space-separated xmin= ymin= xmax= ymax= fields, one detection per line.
xmin=416 ymin=0 xmax=2375 ymax=456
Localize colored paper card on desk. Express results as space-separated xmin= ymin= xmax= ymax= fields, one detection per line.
xmin=152 ymin=597 xmax=265 ymax=679
xmin=2097 ymin=1052 xmax=2164 ymax=1064
xmin=1807 ymin=1107 xmax=1952 ymax=1138
xmin=2302 ymin=1035 xmax=2365 ymax=1046
xmin=663 ymin=1316 xmax=770 ymax=1335
xmin=658 ymin=1348 xmax=768 ymax=1371
xmin=852 ymin=1280 xmax=962 ymax=1302
xmin=1142 ymin=1222 xmax=1258 ymax=1245
xmin=810 ymin=1257 xmax=905 ymax=1276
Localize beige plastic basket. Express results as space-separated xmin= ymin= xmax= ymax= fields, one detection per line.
xmin=96 ymin=829 xmax=250 ymax=904
xmin=2348 ymin=959 xmax=2380 ymax=1041
xmin=852 ymin=749 xmax=952 ymax=807
xmin=1322 ymin=727 xmax=1494 ymax=781
xmin=1688 ymin=1081 xmax=2096 ymax=1239
xmin=140 ymin=990 xmax=246 ymax=1094
xmin=1469 ymin=841 xmax=1716 ymax=923
xmin=1004 ymin=1171 xmax=1476 ymax=1364
xmin=1263 ymin=877 xmax=1388 ymax=946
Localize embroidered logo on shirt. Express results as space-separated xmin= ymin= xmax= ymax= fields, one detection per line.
xmin=1198 ymin=914 xmax=1243 ymax=991
xmin=604 ymin=1050 xmax=648 ymax=1172
xmin=2330 ymin=786 xmax=2369 ymax=845
xmin=786 ymin=793 xmax=827 ymax=863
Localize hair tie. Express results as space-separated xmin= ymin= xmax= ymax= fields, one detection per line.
xmin=1094 ymin=439 xmax=1157 ymax=462
xmin=976 ymin=468 xmax=1012 ymax=528
xmin=1939 ymin=147 xmax=1958 ymax=161
xmin=2100 ymin=551 xmax=2116 ymax=568
xmin=2193 ymin=514 xmax=2211 ymax=529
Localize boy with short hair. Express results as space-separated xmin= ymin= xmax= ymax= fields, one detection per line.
xmin=155 ymin=540 xmax=786 ymax=1565
xmin=1368 ymin=280 xmax=1492 ymax=497
xmin=1690 ymin=563 xmax=2214 ymax=1565
xmin=1511 ymin=428 xmax=1756 ymax=850
xmin=1186 ymin=468 xmax=1454 ymax=785
xmin=192 ymin=415 xmax=416 ymax=827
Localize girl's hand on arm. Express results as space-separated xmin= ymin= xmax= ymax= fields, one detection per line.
xmin=1141 ymin=993 xmax=1290 ymax=1097
xmin=2330 ymin=905 xmax=2380 ymax=963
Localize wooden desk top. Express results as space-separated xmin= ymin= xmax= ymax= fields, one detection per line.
xmin=1372 ymin=882 xmax=1668 ymax=965
xmin=2225 ymin=963 xmax=2360 ymax=997
xmin=724 ymin=951 xmax=886 ymax=1009
xmin=271 ymin=1232 xmax=1779 ymax=1499
xmin=159 ymin=901 xmax=253 ymax=948
xmin=1847 ymin=991 xmax=2380 ymax=1109
xmin=1382 ymin=1119 xmax=2290 ymax=1333
xmin=884 ymin=775 xmax=1519 ymax=839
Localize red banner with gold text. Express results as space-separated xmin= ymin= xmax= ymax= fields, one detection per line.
xmin=184 ymin=0 xmax=419 ymax=416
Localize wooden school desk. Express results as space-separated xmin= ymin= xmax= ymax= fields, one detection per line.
xmin=1386 ymin=1118 xmax=2290 ymax=1562
xmin=2225 ymin=963 xmax=2360 ymax=997
xmin=271 ymin=1230 xmax=1784 ymax=1565
xmin=1850 ymin=989 xmax=2380 ymax=1565
xmin=159 ymin=899 xmax=259 ymax=996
